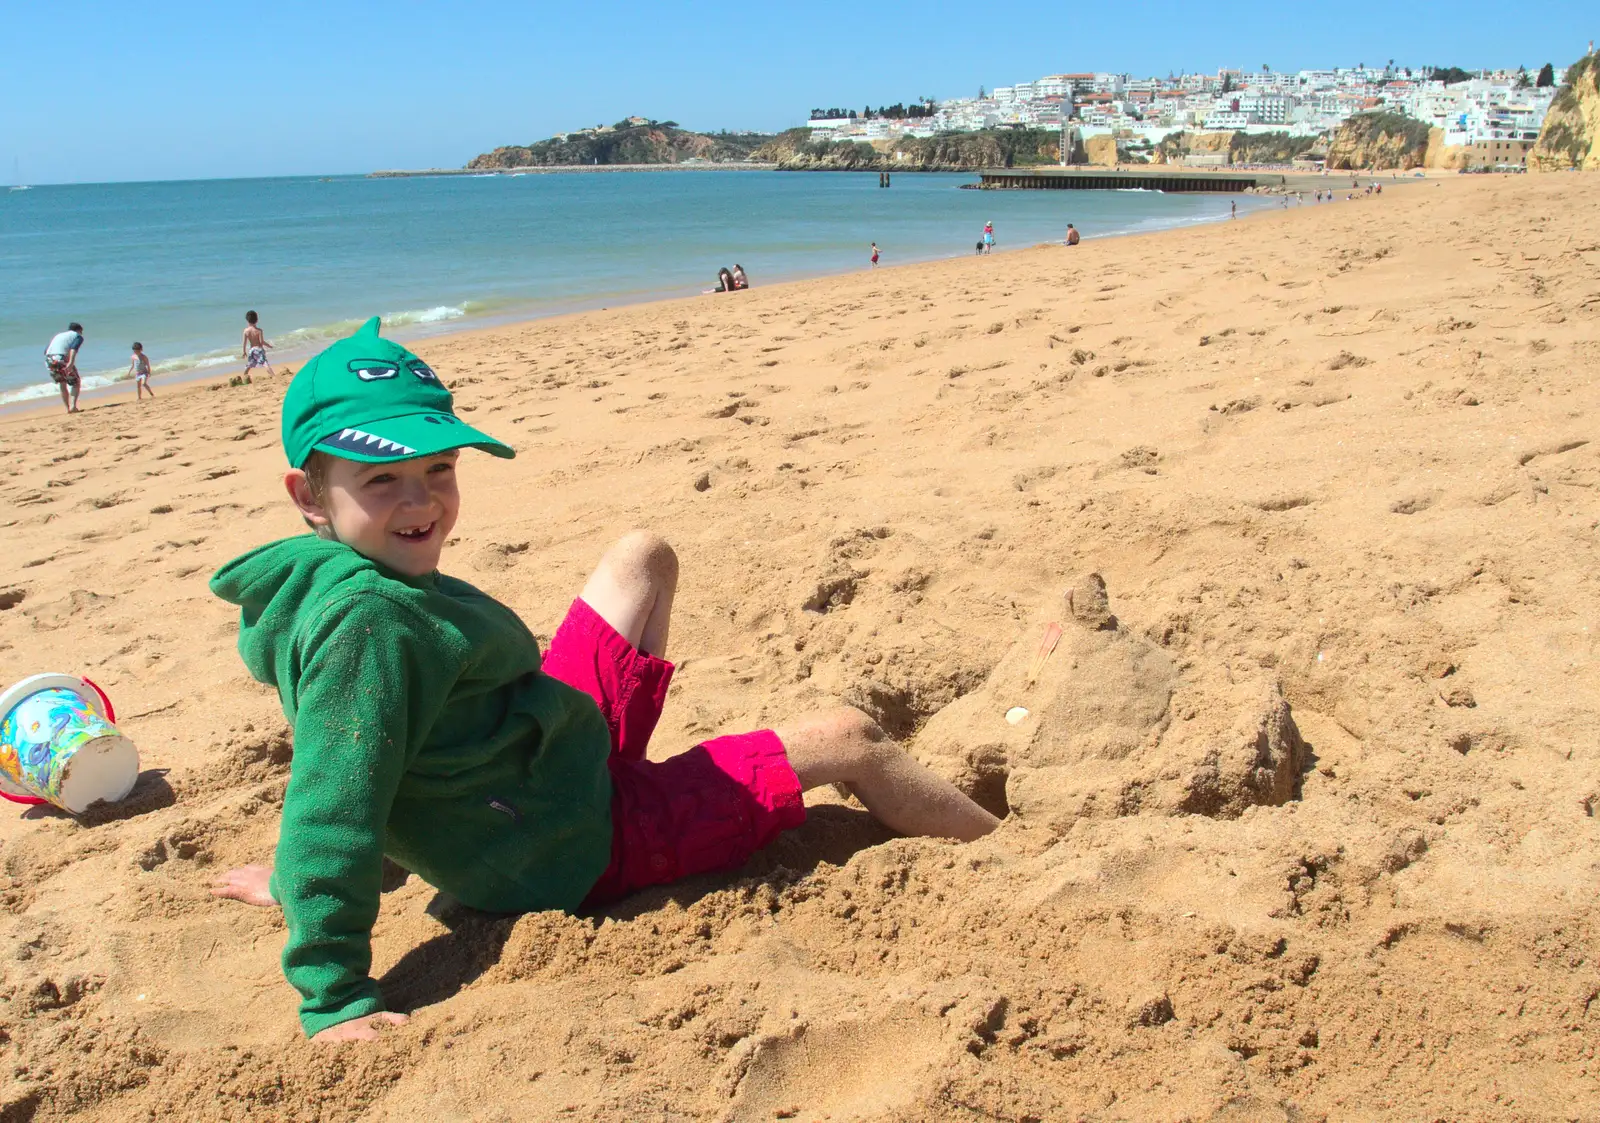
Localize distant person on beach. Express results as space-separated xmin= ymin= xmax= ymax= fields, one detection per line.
xmin=129 ymin=342 xmax=154 ymax=401
xmin=243 ymin=311 xmax=275 ymax=377
xmin=207 ymin=318 xmax=999 ymax=1042
xmin=870 ymin=242 xmax=880 ymax=267
xmin=44 ymin=322 xmax=84 ymax=414
xmin=983 ymin=222 xmax=994 ymax=253
xmin=1231 ymin=200 xmax=1237 ymax=219
xmin=1065 ymin=224 xmax=1080 ymax=246
xmin=731 ymin=264 xmax=749 ymax=290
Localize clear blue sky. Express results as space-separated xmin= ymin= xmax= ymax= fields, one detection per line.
xmin=2 ymin=0 xmax=1591 ymax=183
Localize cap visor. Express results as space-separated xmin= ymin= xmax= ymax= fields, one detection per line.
xmin=313 ymin=411 xmax=515 ymax=462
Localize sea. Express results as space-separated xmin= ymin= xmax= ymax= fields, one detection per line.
xmin=0 ymin=171 xmax=1274 ymax=403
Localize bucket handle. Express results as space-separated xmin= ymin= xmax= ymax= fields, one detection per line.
xmin=80 ymin=677 xmax=116 ymax=723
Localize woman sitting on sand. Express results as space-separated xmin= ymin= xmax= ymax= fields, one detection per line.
xmin=707 ymin=267 xmax=736 ymax=294
xmin=731 ymin=264 xmax=749 ymax=290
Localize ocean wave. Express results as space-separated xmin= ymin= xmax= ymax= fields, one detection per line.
xmin=0 ymin=372 xmax=124 ymax=404
xmin=1 ymin=303 xmax=482 ymax=405
xmin=389 ymin=304 xmax=470 ymax=326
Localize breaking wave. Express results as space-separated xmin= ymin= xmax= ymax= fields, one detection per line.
xmin=0 ymin=303 xmax=483 ymax=406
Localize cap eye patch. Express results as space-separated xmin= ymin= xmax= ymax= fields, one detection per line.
xmin=348 ymin=359 xmax=399 ymax=381
xmin=408 ymin=361 xmax=440 ymax=383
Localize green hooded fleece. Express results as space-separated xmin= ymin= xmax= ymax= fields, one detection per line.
xmin=210 ymin=535 xmax=614 ymax=1036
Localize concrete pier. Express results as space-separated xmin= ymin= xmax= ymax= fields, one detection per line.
xmin=978 ymin=168 xmax=1277 ymax=192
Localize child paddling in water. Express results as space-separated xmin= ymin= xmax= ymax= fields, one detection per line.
xmin=209 ymin=318 xmax=999 ymax=1042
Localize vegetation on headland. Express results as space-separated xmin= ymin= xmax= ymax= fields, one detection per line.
xmin=810 ymin=100 xmax=938 ymax=121
xmin=1530 ymin=53 xmax=1600 ymax=172
xmin=754 ymin=127 xmax=1069 ymax=170
xmin=467 ymin=120 xmax=772 ymax=169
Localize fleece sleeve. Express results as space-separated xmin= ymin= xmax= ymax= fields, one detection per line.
xmin=272 ymin=594 xmax=457 ymax=1037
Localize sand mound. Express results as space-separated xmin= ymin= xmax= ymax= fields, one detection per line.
xmin=916 ymin=572 xmax=1306 ymax=828
xmin=3 ymin=173 xmax=1599 ymax=1120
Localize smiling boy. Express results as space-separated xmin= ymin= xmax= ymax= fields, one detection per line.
xmin=209 ymin=318 xmax=997 ymax=1042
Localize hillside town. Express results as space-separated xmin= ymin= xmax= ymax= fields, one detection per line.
xmin=806 ymin=63 xmax=1572 ymax=168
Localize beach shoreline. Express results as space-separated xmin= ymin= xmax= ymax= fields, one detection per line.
xmin=0 ymin=177 xmax=1388 ymax=420
xmin=370 ymin=162 xmax=781 ymax=177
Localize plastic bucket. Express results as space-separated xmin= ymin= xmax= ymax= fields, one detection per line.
xmin=0 ymin=674 xmax=139 ymax=814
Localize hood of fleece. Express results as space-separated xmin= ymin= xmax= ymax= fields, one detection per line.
xmin=210 ymin=535 xmax=381 ymax=692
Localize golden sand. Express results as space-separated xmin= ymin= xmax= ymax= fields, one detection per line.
xmin=2 ymin=173 xmax=1598 ymax=1120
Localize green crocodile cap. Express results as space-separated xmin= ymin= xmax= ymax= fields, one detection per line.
xmin=280 ymin=316 xmax=513 ymax=468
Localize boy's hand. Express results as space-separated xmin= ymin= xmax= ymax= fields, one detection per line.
xmin=210 ymin=864 xmax=278 ymax=908
xmin=311 ymin=1012 xmax=409 ymax=1043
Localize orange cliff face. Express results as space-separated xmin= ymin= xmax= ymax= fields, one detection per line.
xmin=1530 ymin=53 xmax=1600 ymax=172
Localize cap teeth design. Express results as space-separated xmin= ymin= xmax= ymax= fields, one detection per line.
xmin=318 ymin=427 xmax=417 ymax=459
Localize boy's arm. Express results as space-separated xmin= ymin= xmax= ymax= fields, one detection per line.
xmin=274 ymin=596 xmax=452 ymax=1037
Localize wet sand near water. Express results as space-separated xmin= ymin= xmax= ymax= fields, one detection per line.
xmin=1 ymin=172 xmax=1598 ymax=1121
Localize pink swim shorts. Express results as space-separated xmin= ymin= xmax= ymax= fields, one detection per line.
xmin=539 ymin=598 xmax=805 ymax=906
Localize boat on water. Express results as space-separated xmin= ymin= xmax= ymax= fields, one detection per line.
xmin=7 ymin=185 xmax=28 ymax=192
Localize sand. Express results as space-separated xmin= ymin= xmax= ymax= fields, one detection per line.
xmin=2 ymin=173 xmax=1598 ymax=1121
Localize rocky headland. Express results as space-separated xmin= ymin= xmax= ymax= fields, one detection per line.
xmin=467 ymin=121 xmax=771 ymax=169
xmin=753 ymin=127 xmax=1068 ymax=171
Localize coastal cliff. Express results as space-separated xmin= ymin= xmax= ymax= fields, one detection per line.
xmin=468 ymin=123 xmax=769 ymax=168
xmin=1529 ymin=53 xmax=1600 ymax=171
xmin=1148 ymin=131 xmax=1320 ymax=166
xmin=754 ymin=127 xmax=1065 ymax=170
xmin=1421 ymin=128 xmax=1468 ymax=171
xmin=1325 ymin=112 xmax=1432 ymax=170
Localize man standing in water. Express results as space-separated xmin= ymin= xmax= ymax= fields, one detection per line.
xmin=44 ymin=322 xmax=84 ymax=414
xmin=242 ymin=311 xmax=275 ymax=379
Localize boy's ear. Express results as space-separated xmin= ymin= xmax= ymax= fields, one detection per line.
xmin=284 ymin=469 xmax=331 ymax=530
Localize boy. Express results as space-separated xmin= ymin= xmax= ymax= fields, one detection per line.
xmin=44 ymin=321 xmax=84 ymax=414
xmin=242 ymin=310 xmax=275 ymax=378
xmin=209 ymin=318 xmax=998 ymax=1043
xmin=129 ymin=342 xmax=154 ymax=400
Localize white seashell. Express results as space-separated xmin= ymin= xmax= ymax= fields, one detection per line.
xmin=1005 ymin=706 xmax=1030 ymax=725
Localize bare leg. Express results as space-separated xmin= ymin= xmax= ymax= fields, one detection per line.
xmin=777 ymin=707 xmax=999 ymax=842
xmin=59 ymin=381 xmax=70 ymax=414
xmin=577 ymin=531 xmax=678 ymax=657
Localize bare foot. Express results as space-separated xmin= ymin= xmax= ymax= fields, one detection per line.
xmin=211 ymin=864 xmax=278 ymax=908
xmin=311 ymin=1011 xmax=409 ymax=1043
